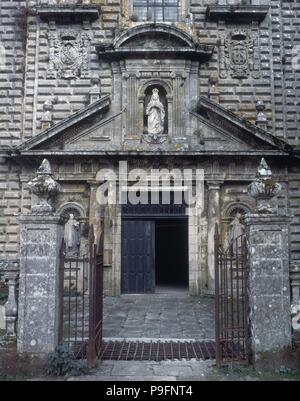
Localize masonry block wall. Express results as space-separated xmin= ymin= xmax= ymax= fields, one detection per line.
xmin=0 ymin=1 xmax=26 ymax=256
xmin=0 ymin=0 xmax=299 ymax=262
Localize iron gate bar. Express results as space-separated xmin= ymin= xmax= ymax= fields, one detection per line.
xmin=59 ymin=222 xmax=104 ymax=368
xmin=214 ymin=223 xmax=250 ymax=367
xmin=97 ymin=340 xmax=217 ymax=361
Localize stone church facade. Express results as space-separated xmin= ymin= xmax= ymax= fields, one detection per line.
xmin=0 ymin=0 xmax=300 ymax=348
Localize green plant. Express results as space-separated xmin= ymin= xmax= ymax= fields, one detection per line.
xmin=44 ymin=344 xmax=89 ymax=377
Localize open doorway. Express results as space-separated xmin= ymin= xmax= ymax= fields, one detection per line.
xmin=155 ymin=218 xmax=189 ymax=292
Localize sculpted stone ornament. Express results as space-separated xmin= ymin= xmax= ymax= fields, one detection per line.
xmin=4 ymin=262 xmax=19 ymax=337
xmin=221 ymin=30 xmax=253 ymax=79
xmin=64 ymin=214 xmax=80 ymax=255
xmin=291 ymin=304 xmax=300 ymax=331
xmin=229 ymin=213 xmax=245 ymax=243
xmin=48 ymin=30 xmax=90 ymax=79
xmin=144 ymin=88 xmax=167 ymax=144
xmin=248 ymin=158 xmax=282 ymax=214
xmin=228 ymin=213 xmax=245 ymax=254
xmin=28 ymin=159 xmax=61 ymax=214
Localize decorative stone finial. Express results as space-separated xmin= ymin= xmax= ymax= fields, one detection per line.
xmin=208 ymin=73 xmax=220 ymax=103
xmin=41 ymin=97 xmax=57 ymax=131
xmin=248 ymin=158 xmax=282 ymax=214
xmin=89 ymin=76 xmax=101 ymax=104
xmin=28 ymin=159 xmax=61 ymax=214
xmin=255 ymin=100 xmax=268 ymax=130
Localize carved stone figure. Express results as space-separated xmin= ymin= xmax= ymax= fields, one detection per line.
xmin=64 ymin=213 xmax=80 ymax=255
xmin=229 ymin=213 xmax=245 ymax=243
xmin=146 ymin=88 xmax=165 ymax=137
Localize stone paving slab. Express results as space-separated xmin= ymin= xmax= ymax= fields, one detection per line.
xmin=103 ymin=294 xmax=215 ymax=340
xmin=67 ymin=360 xmax=216 ymax=381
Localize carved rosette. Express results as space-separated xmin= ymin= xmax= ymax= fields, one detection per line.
xmin=248 ymin=158 xmax=282 ymax=214
xmin=28 ymin=159 xmax=61 ymax=214
xmin=48 ymin=30 xmax=91 ymax=79
xmin=143 ymin=133 xmax=168 ymax=144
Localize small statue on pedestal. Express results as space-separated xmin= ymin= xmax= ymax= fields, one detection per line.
xmin=64 ymin=213 xmax=80 ymax=255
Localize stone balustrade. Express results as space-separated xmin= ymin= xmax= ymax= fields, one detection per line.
xmin=0 ymin=259 xmax=19 ymax=338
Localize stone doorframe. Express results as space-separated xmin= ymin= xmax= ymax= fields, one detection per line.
xmin=89 ymin=172 xmax=205 ymax=296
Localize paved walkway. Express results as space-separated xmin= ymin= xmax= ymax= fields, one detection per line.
xmin=103 ymin=292 xmax=215 ymax=341
xmin=68 ymin=360 xmax=218 ymax=381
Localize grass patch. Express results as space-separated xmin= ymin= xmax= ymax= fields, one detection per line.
xmin=219 ymin=364 xmax=300 ymax=381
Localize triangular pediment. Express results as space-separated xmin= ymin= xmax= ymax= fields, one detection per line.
xmin=15 ymin=95 xmax=293 ymax=157
xmin=189 ymin=97 xmax=293 ymax=154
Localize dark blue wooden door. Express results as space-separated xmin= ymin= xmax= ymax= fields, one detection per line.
xmin=121 ymin=220 xmax=155 ymax=293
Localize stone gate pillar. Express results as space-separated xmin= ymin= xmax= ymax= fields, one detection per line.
xmin=245 ymin=158 xmax=293 ymax=369
xmin=17 ymin=159 xmax=63 ymax=354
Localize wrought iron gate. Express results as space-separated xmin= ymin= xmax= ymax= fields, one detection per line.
xmin=214 ymin=224 xmax=251 ymax=367
xmin=59 ymin=221 xmax=104 ymax=368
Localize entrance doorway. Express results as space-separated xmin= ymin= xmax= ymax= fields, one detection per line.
xmin=121 ymin=217 xmax=188 ymax=294
xmin=155 ymin=218 xmax=188 ymax=291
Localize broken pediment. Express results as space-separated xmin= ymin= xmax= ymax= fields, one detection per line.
xmin=192 ymin=97 xmax=292 ymax=154
xmin=14 ymin=95 xmax=292 ymax=157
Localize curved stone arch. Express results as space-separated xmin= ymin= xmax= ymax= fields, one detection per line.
xmin=113 ymin=23 xmax=195 ymax=49
xmin=224 ymin=202 xmax=252 ymax=218
xmin=138 ymin=78 xmax=173 ymax=98
xmin=57 ymin=202 xmax=86 ymax=222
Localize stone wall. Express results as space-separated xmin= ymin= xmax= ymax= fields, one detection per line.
xmin=0 ymin=0 xmax=299 ymax=264
xmin=14 ymin=0 xmax=300 ymax=139
xmin=0 ymin=1 xmax=26 ymax=257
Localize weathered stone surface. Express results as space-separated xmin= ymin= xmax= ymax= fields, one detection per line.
xmin=0 ymin=0 xmax=299 ymax=368
xmin=0 ymin=305 xmax=5 ymax=330
xmin=17 ymin=214 xmax=63 ymax=354
xmin=245 ymin=214 xmax=292 ymax=363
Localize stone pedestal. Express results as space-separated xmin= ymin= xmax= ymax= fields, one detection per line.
xmin=245 ymin=214 xmax=293 ymax=369
xmin=17 ymin=214 xmax=63 ymax=354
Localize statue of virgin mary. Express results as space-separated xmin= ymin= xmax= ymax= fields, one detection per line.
xmin=146 ymin=88 xmax=165 ymax=136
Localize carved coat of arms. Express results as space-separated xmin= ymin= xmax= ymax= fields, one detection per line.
xmin=48 ymin=30 xmax=90 ymax=79
xmin=220 ymin=30 xmax=254 ymax=79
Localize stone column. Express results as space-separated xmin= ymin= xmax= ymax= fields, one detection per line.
xmin=17 ymin=159 xmax=63 ymax=354
xmin=207 ymin=181 xmax=222 ymax=293
xmin=245 ymin=214 xmax=292 ymax=368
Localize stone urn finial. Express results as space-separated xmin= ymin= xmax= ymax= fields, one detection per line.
xmin=248 ymin=158 xmax=282 ymax=214
xmin=255 ymin=100 xmax=268 ymax=130
xmin=28 ymin=159 xmax=61 ymax=214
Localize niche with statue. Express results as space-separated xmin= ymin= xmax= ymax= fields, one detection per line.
xmin=143 ymin=85 xmax=168 ymax=144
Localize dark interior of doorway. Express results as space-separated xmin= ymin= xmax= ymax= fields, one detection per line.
xmin=155 ymin=218 xmax=188 ymax=291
